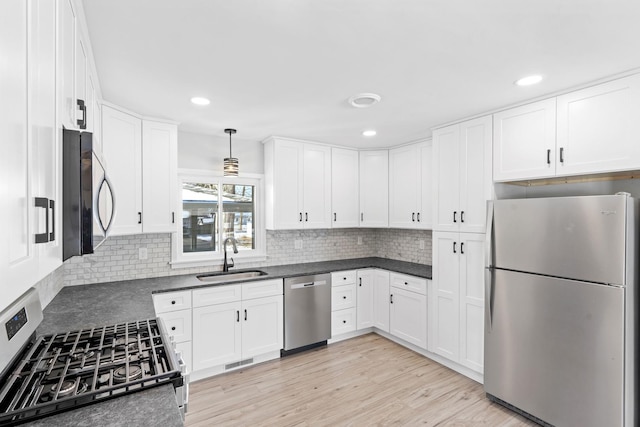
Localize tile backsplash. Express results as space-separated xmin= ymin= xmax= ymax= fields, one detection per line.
xmin=62 ymin=228 xmax=432 ymax=287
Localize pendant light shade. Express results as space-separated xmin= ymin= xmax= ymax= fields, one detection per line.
xmin=223 ymin=128 xmax=239 ymax=176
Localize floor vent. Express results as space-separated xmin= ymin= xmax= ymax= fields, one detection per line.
xmin=224 ymin=358 xmax=254 ymax=370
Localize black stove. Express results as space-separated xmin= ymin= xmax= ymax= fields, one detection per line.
xmin=0 ymin=319 xmax=183 ymax=426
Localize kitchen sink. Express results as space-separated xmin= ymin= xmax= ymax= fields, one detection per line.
xmin=196 ymin=270 xmax=268 ymax=283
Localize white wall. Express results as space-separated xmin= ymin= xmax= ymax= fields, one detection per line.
xmin=178 ymin=130 xmax=264 ymax=174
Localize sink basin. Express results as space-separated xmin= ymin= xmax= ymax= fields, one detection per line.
xmin=196 ymin=270 xmax=268 ymax=283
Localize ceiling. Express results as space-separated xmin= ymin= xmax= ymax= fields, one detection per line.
xmin=82 ymin=0 xmax=640 ymax=149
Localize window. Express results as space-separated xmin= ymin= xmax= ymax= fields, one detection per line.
xmin=172 ymin=171 xmax=265 ymax=268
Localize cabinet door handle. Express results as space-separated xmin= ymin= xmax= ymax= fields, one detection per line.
xmin=172 ymin=212 xmax=175 ymax=224
xmin=417 ymin=212 xmax=420 ymax=222
xmin=34 ymin=197 xmax=49 ymax=244
xmin=77 ymin=99 xmax=87 ymax=129
xmin=412 ymin=212 xmax=415 ymax=222
xmin=138 ymin=212 xmax=142 ymax=224
xmin=49 ymin=199 xmax=56 ymax=241
xmin=461 ymin=242 xmax=465 ymax=254
xmin=334 ymin=212 xmax=337 ymax=222
xmin=560 ymin=147 xmax=565 ymax=164
xmin=453 ymin=241 xmax=457 ymax=253
xmin=460 ymin=211 xmax=465 ymax=223
xmin=244 ymin=309 xmax=248 ymax=321
xmin=547 ymin=149 xmax=551 ymax=165
xmin=299 ymin=212 xmax=303 ymax=222
xmin=359 ymin=277 xmax=362 ymax=287
xmin=237 ymin=310 xmax=240 ymax=322
xmin=343 ymin=296 xmax=347 ymax=300
xmin=453 ymin=211 xmax=457 ymax=223
xmin=390 ymin=294 xmax=393 ymax=304
xmin=361 ymin=213 xmax=364 ymax=222
xmin=305 ymin=212 xmax=308 ymax=222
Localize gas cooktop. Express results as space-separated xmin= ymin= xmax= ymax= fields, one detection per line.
xmin=0 ymin=318 xmax=183 ymax=426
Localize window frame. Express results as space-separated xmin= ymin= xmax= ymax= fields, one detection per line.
xmin=170 ymin=169 xmax=266 ymax=269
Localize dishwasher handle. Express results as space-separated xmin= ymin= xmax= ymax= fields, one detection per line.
xmin=290 ymin=280 xmax=327 ymax=290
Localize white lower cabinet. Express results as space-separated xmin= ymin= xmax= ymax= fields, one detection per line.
xmin=153 ymin=291 xmax=193 ymax=374
xmin=431 ymin=231 xmax=485 ymax=373
xmin=191 ymin=279 xmax=283 ymax=374
xmin=389 ymin=273 xmax=427 ymax=349
xmin=331 ymin=271 xmax=357 ymax=336
xmin=356 ymin=269 xmax=390 ymax=332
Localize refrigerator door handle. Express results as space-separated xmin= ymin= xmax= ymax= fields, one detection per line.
xmin=485 ymin=267 xmax=494 ymax=331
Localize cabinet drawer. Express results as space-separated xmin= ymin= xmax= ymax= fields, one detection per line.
xmin=193 ymin=284 xmax=242 ymax=308
xmin=390 ymin=272 xmax=427 ymax=295
xmin=153 ymin=291 xmax=192 ymax=314
xmin=332 ymin=308 xmax=357 ymax=336
xmin=242 ymin=279 xmax=283 ymax=300
xmin=332 ymin=270 xmax=357 ymax=286
xmin=158 ymin=309 xmax=192 ymax=342
xmin=332 ymin=284 xmax=356 ymax=310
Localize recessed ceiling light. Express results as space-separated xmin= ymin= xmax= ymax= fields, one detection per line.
xmin=349 ymin=93 xmax=381 ymax=108
xmin=362 ymin=130 xmax=377 ymax=137
xmin=515 ymin=75 xmax=543 ymax=86
xmin=191 ymin=97 xmax=210 ymax=106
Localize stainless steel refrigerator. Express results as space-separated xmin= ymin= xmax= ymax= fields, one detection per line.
xmin=485 ymin=194 xmax=637 ymax=427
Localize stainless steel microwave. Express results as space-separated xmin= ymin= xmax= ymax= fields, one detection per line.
xmin=62 ymin=129 xmax=116 ymax=260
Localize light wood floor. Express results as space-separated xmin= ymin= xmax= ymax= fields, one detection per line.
xmin=185 ymin=334 xmax=537 ymax=426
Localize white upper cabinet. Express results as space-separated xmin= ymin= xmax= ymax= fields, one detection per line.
xmin=142 ymin=120 xmax=178 ymax=233
xmin=264 ymin=138 xmax=331 ymax=230
xmin=102 ymin=105 xmax=143 ymax=235
xmin=58 ymin=0 xmax=95 ymax=132
xmin=331 ymin=148 xmax=359 ymax=228
xmin=433 ymin=116 xmax=492 ymax=233
xmin=493 ymin=98 xmax=557 ymax=181
xmin=359 ymin=150 xmax=389 ymax=227
xmin=556 ymin=74 xmax=640 ymax=176
xmin=389 ymin=140 xmax=432 ymax=229
xmin=102 ymin=104 xmax=178 ymax=235
xmin=493 ymin=74 xmax=640 ymax=182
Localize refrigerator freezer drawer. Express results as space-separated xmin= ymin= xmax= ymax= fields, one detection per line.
xmin=485 ymin=269 xmax=625 ymax=427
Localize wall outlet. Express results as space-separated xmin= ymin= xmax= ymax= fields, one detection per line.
xmin=357 ymin=236 xmax=363 ymax=245
xmin=294 ymin=240 xmax=303 ymax=250
xmin=139 ymin=247 xmax=148 ymax=260
xmin=419 ymin=240 xmax=425 ymax=250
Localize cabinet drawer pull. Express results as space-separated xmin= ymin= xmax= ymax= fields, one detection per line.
xmin=343 ymin=320 xmax=347 ymax=324
xmin=77 ymin=99 xmax=87 ymax=129
xmin=343 ymin=296 xmax=347 ymax=300
xmin=547 ymin=149 xmax=551 ymax=165
xmin=404 ymin=282 xmax=408 ymax=285
xmin=171 ymin=326 xmax=176 ymax=331
xmin=171 ymin=300 xmax=176 ymax=305
xmin=34 ymin=197 xmax=49 ymax=244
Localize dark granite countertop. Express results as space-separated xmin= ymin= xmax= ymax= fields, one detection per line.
xmin=30 ymin=257 xmax=430 ymax=426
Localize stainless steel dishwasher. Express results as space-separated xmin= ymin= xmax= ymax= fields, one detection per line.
xmin=283 ymin=273 xmax=331 ymax=353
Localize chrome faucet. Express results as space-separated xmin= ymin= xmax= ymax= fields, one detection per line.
xmin=222 ymin=237 xmax=238 ymax=272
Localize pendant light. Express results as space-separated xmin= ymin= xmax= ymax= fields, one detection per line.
xmin=223 ymin=128 xmax=239 ymax=176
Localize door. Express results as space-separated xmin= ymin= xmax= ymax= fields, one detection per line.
xmin=557 ymin=74 xmax=640 ymax=176
xmin=417 ymin=141 xmax=433 ymax=229
xmin=356 ymin=270 xmax=374 ymax=329
xmin=372 ymin=270 xmax=390 ymax=332
xmin=241 ymin=295 xmax=283 ymax=358
xmin=272 ymin=140 xmax=302 ymax=229
xmin=389 ymin=144 xmax=419 ymax=228
xmin=302 ymin=144 xmax=331 ymax=228
xmin=58 ymin=0 xmax=77 ymax=130
xmin=331 ymin=148 xmax=359 ymax=228
xmin=142 ymin=120 xmax=177 ymax=233
xmin=389 ymin=287 xmax=427 ymax=349
xmin=432 ymin=124 xmax=460 ymax=231
xmin=485 ymin=269 xmax=624 ymax=427
xmin=458 ymin=116 xmax=492 ymax=233
xmin=101 ymin=105 xmax=142 ymax=235
xmin=431 ymin=231 xmax=460 ymax=360
xmin=359 ymin=150 xmax=388 ymax=227
xmin=493 ymin=98 xmax=557 ymax=181
xmin=459 ymin=233 xmax=484 ymax=373
xmin=192 ymin=302 xmax=241 ymax=370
